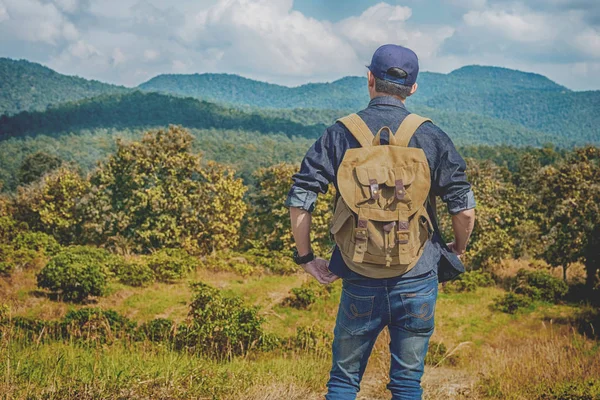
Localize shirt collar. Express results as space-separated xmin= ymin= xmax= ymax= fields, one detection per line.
xmin=368 ymin=95 xmax=407 ymax=109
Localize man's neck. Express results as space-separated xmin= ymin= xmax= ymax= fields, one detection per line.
xmin=369 ymin=92 xmax=406 ymax=104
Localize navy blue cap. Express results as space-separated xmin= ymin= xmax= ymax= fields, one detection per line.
xmin=367 ymin=44 xmax=419 ymax=86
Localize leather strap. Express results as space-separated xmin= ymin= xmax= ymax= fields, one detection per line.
xmin=337 ymin=114 xmax=374 ymax=148
xmin=394 ymin=114 xmax=432 ymax=147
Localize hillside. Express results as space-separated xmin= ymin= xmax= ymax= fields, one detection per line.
xmin=0 ymin=90 xmax=570 ymax=148
xmin=0 ymin=91 xmax=325 ymax=139
xmin=139 ymin=67 xmax=599 ymax=144
xmin=0 ymin=58 xmax=129 ymax=116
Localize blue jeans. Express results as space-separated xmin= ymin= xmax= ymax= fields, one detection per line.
xmin=326 ymin=270 xmax=438 ymax=400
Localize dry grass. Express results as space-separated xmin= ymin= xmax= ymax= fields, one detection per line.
xmin=490 ymin=258 xmax=587 ymax=285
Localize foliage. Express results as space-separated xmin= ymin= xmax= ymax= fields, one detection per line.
xmin=15 ymin=167 xmax=89 ymax=244
xmin=136 ymin=318 xmax=175 ymax=342
xmin=145 ymin=248 xmax=198 ymax=283
xmin=62 ymin=307 xmax=137 ymax=343
xmin=0 ymin=244 xmax=38 ymax=274
xmin=202 ymin=248 xmax=298 ymax=276
xmin=514 ymin=268 xmax=569 ymax=303
xmin=12 ymin=231 xmax=61 ymax=256
xmin=283 ymin=280 xmax=332 ymax=309
xmin=442 ymin=270 xmax=495 ymax=293
xmin=492 ymin=292 xmax=534 ymax=314
xmin=36 ymin=246 xmax=111 ymax=302
xmin=293 ymin=325 xmax=332 ymax=354
xmin=175 ymin=282 xmax=266 ymax=359
xmin=536 ymin=147 xmax=600 ymax=288
xmin=111 ymin=257 xmax=155 ymax=287
xmin=0 ymin=57 xmax=129 ymax=116
xmin=244 ymin=163 xmax=335 ymax=255
xmin=424 ymin=341 xmax=459 ymax=366
xmin=83 ymin=126 xmax=247 ymax=255
xmin=17 ymin=151 xmax=63 ymax=186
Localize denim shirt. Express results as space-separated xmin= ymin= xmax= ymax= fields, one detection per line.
xmin=284 ymin=95 xmax=476 ymax=283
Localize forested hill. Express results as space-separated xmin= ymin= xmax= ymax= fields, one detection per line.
xmin=0 ymin=58 xmax=129 ymax=116
xmin=0 ymin=91 xmax=571 ymax=147
xmin=0 ymin=91 xmax=326 ymax=139
xmin=139 ymin=67 xmax=599 ymax=144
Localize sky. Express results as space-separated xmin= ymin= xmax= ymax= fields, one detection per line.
xmin=0 ymin=0 xmax=599 ymax=90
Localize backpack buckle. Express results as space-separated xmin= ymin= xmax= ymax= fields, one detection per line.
xmin=396 ymin=220 xmax=409 ymax=245
xmin=395 ymin=179 xmax=405 ymax=200
xmin=369 ymin=179 xmax=380 ymax=200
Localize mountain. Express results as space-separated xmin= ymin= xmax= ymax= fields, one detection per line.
xmin=0 ymin=58 xmax=129 ymax=116
xmin=0 ymin=91 xmax=326 ymax=139
xmin=0 ymin=90 xmax=569 ymax=148
xmin=138 ymin=67 xmax=599 ymax=144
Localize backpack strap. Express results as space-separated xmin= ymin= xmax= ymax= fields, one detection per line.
xmin=394 ymin=114 xmax=432 ymax=147
xmin=337 ymin=114 xmax=374 ymax=148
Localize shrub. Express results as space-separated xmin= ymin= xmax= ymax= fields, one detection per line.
xmin=175 ymin=282 xmax=265 ymax=359
xmin=12 ymin=231 xmax=61 ymax=256
xmin=283 ymin=280 xmax=332 ymax=309
xmin=425 ymin=341 xmax=459 ymax=366
xmin=492 ymin=292 xmax=534 ymax=314
xmin=539 ymin=379 xmax=600 ymax=400
xmin=0 ymin=244 xmax=38 ymax=274
xmin=137 ymin=318 xmax=175 ymax=342
xmin=294 ymin=325 xmax=331 ymax=354
xmin=443 ymin=270 xmax=495 ymax=293
xmin=515 ymin=268 xmax=568 ymax=303
xmin=146 ymin=248 xmax=198 ymax=283
xmin=62 ymin=308 xmax=137 ymax=343
xmin=112 ymin=257 xmax=155 ymax=287
xmin=36 ymin=246 xmax=111 ymax=302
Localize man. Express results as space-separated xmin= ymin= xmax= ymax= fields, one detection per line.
xmin=285 ymin=44 xmax=476 ymax=400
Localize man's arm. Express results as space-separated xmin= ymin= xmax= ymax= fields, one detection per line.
xmin=289 ymin=206 xmax=338 ymax=284
xmin=285 ymin=127 xmax=341 ymax=284
xmin=449 ymin=208 xmax=475 ymax=257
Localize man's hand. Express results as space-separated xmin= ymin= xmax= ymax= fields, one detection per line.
xmin=446 ymin=241 xmax=464 ymax=259
xmin=302 ymin=257 xmax=339 ymax=285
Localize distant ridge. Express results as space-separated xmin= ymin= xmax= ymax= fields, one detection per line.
xmin=0 ymin=58 xmax=598 ymax=146
xmin=0 ymin=58 xmax=129 ymax=116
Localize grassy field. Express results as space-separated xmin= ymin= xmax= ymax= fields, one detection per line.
xmin=0 ymin=262 xmax=599 ymax=400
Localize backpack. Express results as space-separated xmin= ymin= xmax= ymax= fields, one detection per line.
xmin=330 ymin=113 xmax=434 ymax=279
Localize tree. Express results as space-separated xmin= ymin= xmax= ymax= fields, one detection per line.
xmin=244 ymin=163 xmax=335 ymax=255
xmin=537 ymin=147 xmax=600 ymax=288
xmin=17 ymin=151 xmax=63 ymax=186
xmin=15 ymin=167 xmax=89 ymax=244
xmin=83 ymin=125 xmax=246 ymax=254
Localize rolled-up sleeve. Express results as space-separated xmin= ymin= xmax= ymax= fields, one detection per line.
xmin=284 ymin=128 xmax=337 ymax=213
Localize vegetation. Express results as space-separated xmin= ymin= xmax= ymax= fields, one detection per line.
xmin=0 ymin=58 xmax=129 ymax=116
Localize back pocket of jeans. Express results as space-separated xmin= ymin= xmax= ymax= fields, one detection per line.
xmin=338 ymin=289 xmax=374 ymax=336
xmin=399 ymin=284 xmax=437 ymax=333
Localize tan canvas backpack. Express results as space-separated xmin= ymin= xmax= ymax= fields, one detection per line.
xmin=331 ymin=113 xmax=434 ymax=279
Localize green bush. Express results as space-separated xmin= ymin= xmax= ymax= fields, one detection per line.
xmin=12 ymin=231 xmax=61 ymax=256
xmin=515 ymin=268 xmax=568 ymax=303
xmin=137 ymin=318 xmax=175 ymax=342
xmin=112 ymin=257 xmax=155 ymax=287
xmin=283 ymin=280 xmax=332 ymax=309
xmin=492 ymin=292 xmax=534 ymax=314
xmin=62 ymin=308 xmax=137 ymax=343
xmin=294 ymin=325 xmax=331 ymax=354
xmin=444 ymin=270 xmax=495 ymax=293
xmin=0 ymin=244 xmax=38 ymax=274
xmin=36 ymin=246 xmax=111 ymax=302
xmin=146 ymin=248 xmax=198 ymax=283
xmin=175 ymin=282 xmax=265 ymax=359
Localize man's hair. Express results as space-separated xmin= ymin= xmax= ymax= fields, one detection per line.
xmin=373 ymin=67 xmax=414 ymax=99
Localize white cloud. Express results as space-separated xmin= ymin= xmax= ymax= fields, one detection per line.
xmin=0 ymin=1 xmax=8 ymax=23
xmin=1 ymin=0 xmax=600 ymax=90
xmin=463 ymin=8 xmax=551 ymax=43
xmin=337 ymin=3 xmax=454 ymax=64
xmin=144 ymin=49 xmax=160 ymax=61
xmin=574 ymin=29 xmax=600 ymax=59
